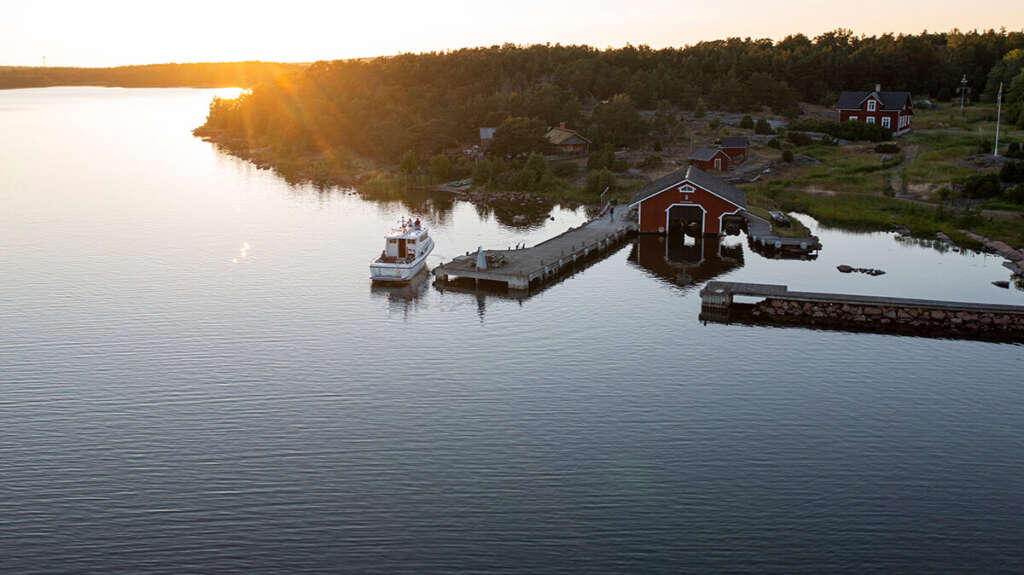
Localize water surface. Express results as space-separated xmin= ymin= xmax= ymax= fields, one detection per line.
xmin=1 ymin=87 xmax=1023 ymax=574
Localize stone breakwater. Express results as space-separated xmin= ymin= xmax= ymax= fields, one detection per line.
xmin=751 ymin=298 xmax=1024 ymax=339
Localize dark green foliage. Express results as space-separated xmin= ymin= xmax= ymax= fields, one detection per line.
xmin=193 ymin=31 xmax=1024 ymax=163
xmin=429 ymin=154 xmax=452 ymax=181
xmin=786 ymin=131 xmax=813 ymax=146
xmin=592 ymin=94 xmax=645 ymax=146
xmin=1000 ymin=161 xmax=1024 ymax=183
xmin=709 ymin=117 xmax=721 ymax=129
xmin=788 ymin=119 xmax=892 ymax=142
xmin=489 ymin=117 xmax=549 ymax=158
xmin=638 ymin=155 xmax=664 ymax=169
xmin=740 ymin=115 xmax=754 ymax=129
xmin=587 ymin=144 xmax=617 ymax=170
xmin=782 ymin=149 xmax=795 ymax=162
xmin=612 ymin=158 xmax=629 ymax=172
xmin=874 ymin=143 xmax=901 ymax=154
xmin=652 ymin=100 xmax=682 ymax=144
xmin=694 ymin=98 xmax=707 ymax=118
xmin=585 ymin=169 xmax=617 ymax=195
xmin=552 ymin=162 xmax=579 ymax=178
xmin=819 ymin=134 xmax=838 ymax=146
xmin=936 ymin=86 xmax=952 ymax=101
xmin=958 ymin=173 xmax=1002 ymax=198
xmin=1003 ymin=184 xmax=1024 ymax=204
xmin=1006 ymin=142 xmax=1024 ymax=159
xmin=768 ymin=138 xmax=781 ymax=149
xmin=653 ymin=140 xmax=663 ymax=152
xmin=399 ymin=150 xmax=419 ymax=174
xmin=755 ymin=118 xmax=773 ymax=135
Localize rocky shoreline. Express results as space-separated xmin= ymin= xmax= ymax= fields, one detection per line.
xmin=750 ymin=298 xmax=1024 ymax=339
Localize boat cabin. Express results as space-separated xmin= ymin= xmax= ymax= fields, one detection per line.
xmin=381 ymin=219 xmax=430 ymax=262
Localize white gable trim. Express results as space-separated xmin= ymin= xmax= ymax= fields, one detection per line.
xmin=629 ymin=178 xmax=746 ymax=211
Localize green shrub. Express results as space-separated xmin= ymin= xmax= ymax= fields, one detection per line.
xmin=694 ymin=98 xmax=707 ymax=118
xmin=552 ymin=162 xmax=579 ymax=178
xmin=653 ymin=140 xmax=663 ymax=152
xmin=612 ymin=158 xmax=629 ymax=172
xmin=709 ymin=117 xmax=721 ymax=129
xmin=429 ymin=154 xmax=452 ymax=181
xmin=874 ymin=143 xmax=901 ymax=154
xmin=1000 ymin=161 xmax=1024 ymax=183
xmin=1003 ymin=184 xmax=1024 ymax=204
xmin=755 ymin=118 xmax=773 ymax=135
xmin=768 ymin=138 xmax=781 ymax=149
xmin=585 ymin=168 xmax=617 ymax=195
xmin=782 ymin=149 xmax=794 ymax=162
xmin=788 ymin=118 xmax=893 ymax=142
xmin=587 ymin=143 xmax=616 ymax=170
xmin=740 ymin=115 xmax=754 ymax=129
xmin=819 ymin=134 xmax=838 ymax=146
xmin=958 ymin=173 xmax=1002 ymax=198
xmin=786 ymin=131 xmax=812 ymax=146
xmin=638 ymin=155 xmax=664 ymax=169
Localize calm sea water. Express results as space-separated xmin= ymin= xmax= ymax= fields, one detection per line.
xmin=2 ymin=87 xmax=1023 ymax=574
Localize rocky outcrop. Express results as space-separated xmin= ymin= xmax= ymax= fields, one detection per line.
xmin=750 ymin=298 xmax=1024 ymax=339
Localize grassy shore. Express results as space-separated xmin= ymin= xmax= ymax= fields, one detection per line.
xmin=740 ymin=103 xmax=1024 ymax=248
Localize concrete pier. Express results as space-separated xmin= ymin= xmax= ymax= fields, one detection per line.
xmin=433 ymin=208 xmax=637 ymax=292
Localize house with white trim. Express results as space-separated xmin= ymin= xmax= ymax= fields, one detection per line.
xmin=835 ymin=85 xmax=913 ymax=135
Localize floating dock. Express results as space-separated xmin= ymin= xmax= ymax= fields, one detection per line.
xmin=433 ymin=209 xmax=637 ymax=291
xmin=700 ymin=281 xmax=1024 ymax=340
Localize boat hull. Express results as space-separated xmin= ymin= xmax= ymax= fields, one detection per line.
xmin=370 ymin=239 xmax=434 ymax=283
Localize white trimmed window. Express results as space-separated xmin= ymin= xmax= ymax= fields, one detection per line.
xmin=881 ymin=117 xmax=891 ymax=129
xmin=849 ymin=116 xmax=858 ymax=122
xmin=867 ymin=100 xmax=877 ymax=112
xmin=866 ymin=117 xmax=876 ymax=124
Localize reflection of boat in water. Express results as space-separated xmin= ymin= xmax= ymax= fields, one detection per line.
xmin=628 ymin=233 xmax=744 ymax=289
xmin=370 ymin=266 xmax=431 ymax=301
xmin=370 ymin=218 xmax=434 ymax=282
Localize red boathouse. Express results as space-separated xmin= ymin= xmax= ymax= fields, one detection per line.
xmin=628 ymin=165 xmax=747 ymax=236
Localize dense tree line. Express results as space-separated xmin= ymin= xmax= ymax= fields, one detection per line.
xmin=0 ymin=62 xmax=306 ymax=90
xmin=199 ymin=29 xmax=1024 ymax=162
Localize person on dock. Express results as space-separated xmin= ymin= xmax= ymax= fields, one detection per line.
xmin=609 ymin=204 xmax=615 ymax=221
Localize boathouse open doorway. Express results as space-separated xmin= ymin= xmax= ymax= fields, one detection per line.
xmin=666 ymin=204 xmax=705 ymax=244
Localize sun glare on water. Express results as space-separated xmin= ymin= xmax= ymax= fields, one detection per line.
xmin=212 ymin=87 xmax=245 ymax=100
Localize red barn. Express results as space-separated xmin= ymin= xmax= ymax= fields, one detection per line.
xmin=719 ymin=136 xmax=749 ymax=163
xmin=836 ymin=85 xmax=913 ymax=135
xmin=628 ymin=165 xmax=747 ymax=236
xmin=687 ymin=147 xmax=731 ymax=172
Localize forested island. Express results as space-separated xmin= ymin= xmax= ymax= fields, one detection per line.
xmin=0 ymin=61 xmax=307 ymax=90
xmin=193 ymin=30 xmax=1024 ymax=247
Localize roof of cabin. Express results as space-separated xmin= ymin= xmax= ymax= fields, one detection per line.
xmin=688 ymin=146 xmax=728 ymax=161
xmin=836 ymin=91 xmax=912 ymax=111
xmin=629 ymin=165 xmax=746 ymax=209
xmin=719 ymin=136 xmax=749 ymax=148
xmin=544 ymin=127 xmax=592 ymax=146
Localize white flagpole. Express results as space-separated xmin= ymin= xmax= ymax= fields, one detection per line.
xmin=994 ymin=82 xmax=1002 ymax=157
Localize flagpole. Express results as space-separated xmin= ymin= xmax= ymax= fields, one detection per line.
xmin=994 ymin=82 xmax=1002 ymax=157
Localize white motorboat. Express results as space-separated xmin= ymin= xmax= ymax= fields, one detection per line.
xmin=370 ymin=218 xmax=435 ymax=282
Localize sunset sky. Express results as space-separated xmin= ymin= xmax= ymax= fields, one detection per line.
xmin=5 ymin=0 xmax=1023 ymax=67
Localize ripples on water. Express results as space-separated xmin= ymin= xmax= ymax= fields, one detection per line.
xmin=1 ymin=88 xmax=1022 ymax=573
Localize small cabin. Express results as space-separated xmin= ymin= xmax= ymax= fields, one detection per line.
xmin=687 ymin=147 xmax=731 ymax=172
xmin=719 ymin=136 xmax=749 ymax=163
xmin=544 ymin=123 xmax=591 ymax=155
xmin=836 ymin=85 xmax=913 ymax=135
xmin=382 ymin=222 xmax=429 ymax=261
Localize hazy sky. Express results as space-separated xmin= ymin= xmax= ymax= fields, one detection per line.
xmin=4 ymin=0 xmax=1023 ymax=67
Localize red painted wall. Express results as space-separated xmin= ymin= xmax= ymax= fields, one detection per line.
xmin=721 ymin=147 xmax=747 ymax=162
xmin=688 ymin=152 xmax=729 ymax=172
xmin=837 ymin=97 xmax=911 ymax=132
xmin=636 ymin=181 xmax=743 ymax=235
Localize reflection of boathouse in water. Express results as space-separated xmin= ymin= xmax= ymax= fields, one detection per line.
xmin=628 ymin=233 xmax=744 ymax=289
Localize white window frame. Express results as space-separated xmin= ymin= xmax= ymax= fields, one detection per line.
xmin=867 ymin=100 xmax=877 ymax=112
xmin=714 ymin=157 xmax=722 ymax=171
xmin=866 ymin=117 xmax=876 ymax=125
xmin=849 ymin=116 xmax=858 ymax=122
xmin=881 ymin=117 xmax=891 ymax=129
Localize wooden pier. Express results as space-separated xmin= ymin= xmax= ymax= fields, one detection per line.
xmin=700 ymin=281 xmax=1024 ymax=340
xmin=433 ymin=209 xmax=637 ymax=291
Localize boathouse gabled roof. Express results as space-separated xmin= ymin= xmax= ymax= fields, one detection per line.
xmin=628 ymin=165 xmax=747 ymax=209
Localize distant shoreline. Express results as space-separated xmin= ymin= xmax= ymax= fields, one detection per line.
xmin=0 ymin=62 xmax=307 ymax=91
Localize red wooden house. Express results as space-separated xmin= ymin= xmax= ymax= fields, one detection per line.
xmin=628 ymin=165 xmax=747 ymax=236
xmin=687 ymin=146 xmax=731 ymax=172
xmin=719 ymin=136 xmax=749 ymax=163
xmin=835 ymin=85 xmax=913 ymax=135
